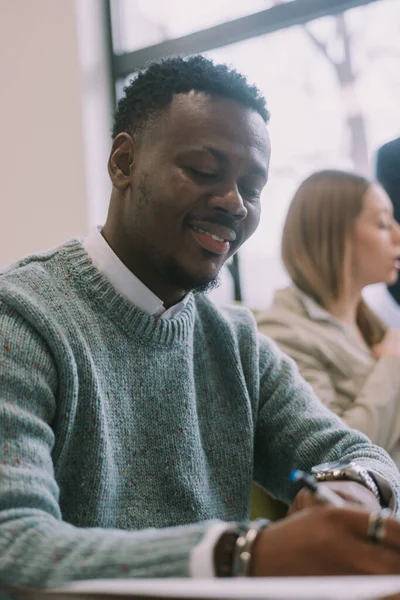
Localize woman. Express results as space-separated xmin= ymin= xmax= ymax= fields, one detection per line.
xmin=257 ymin=170 xmax=400 ymax=466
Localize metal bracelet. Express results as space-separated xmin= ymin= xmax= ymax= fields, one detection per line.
xmin=361 ymin=470 xmax=382 ymax=502
xmin=232 ymin=518 xmax=270 ymax=577
xmin=367 ymin=508 xmax=393 ymax=543
xmin=315 ymin=468 xmax=381 ymax=502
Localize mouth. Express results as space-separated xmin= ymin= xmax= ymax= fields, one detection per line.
xmin=189 ymin=223 xmax=235 ymax=256
xmin=394 ymin=259 xmax=400 ymax=270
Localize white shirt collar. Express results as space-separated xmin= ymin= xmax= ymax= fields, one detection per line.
xmin=82 ymin=227 xmax=189 ymax=319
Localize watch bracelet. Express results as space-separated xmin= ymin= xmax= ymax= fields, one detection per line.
xmin=214 ymin=519 xmax=270 ymax=577
xmin=214 ymin=524 xmax=247 ymax=577
xmin=314 ymin=468 xmax=383 ymax=504
xmin=232 ymin=518 xmax=270 ymax=577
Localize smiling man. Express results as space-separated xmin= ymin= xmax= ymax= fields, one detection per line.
xmin=1 ymin=56 xmax=400 ymax=592
xmin=102 ymin=83 xmax=269 ymax=306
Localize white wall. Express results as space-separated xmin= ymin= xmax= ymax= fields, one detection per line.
xmin=75 ymin=0 xmax=113 ymax=229
xmin=0 ymin=0 xmax=111 ymax=268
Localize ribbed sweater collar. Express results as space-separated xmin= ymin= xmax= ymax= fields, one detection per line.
xmin=61 ymin=238 xmax=196 ymax=346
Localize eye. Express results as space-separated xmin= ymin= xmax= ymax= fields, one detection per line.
xmin=378 ymin=220 xmax=391 ymax=230
xmin=187 ymin=167 xmax=217 ymax=180
xmin=239 ymin=186 xmax=260 ymax=202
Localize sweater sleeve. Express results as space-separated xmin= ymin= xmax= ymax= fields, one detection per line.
xmin=253 ymin=333 xmax=400 ymax=509
xmin=258 ymin=320 xmax=400 ymax=453
xmin=0 ymin=303 xmax=216 ymax=590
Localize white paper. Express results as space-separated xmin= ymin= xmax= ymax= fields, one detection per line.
xmin=42 ymin=576 xmax=400 ymax=600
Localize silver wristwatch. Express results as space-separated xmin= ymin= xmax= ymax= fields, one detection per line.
xmin=311 ymin=460 xmax=382 ymax=504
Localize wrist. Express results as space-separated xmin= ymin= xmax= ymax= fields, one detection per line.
xmin=213 ymin=520 xmax=270 ymax=577
xmin=312 ymin=461 xmax=385 ymax=507
xmin=214 ymin=528 xmax=243 ymax=577
xmin=248 ymin=525 xmax=267 ymax=576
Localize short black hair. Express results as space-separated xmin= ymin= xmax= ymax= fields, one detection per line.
xmin=112 ymin=55 xmax=269 ymax=138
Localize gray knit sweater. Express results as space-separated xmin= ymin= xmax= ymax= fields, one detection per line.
xmin=0 ymin=239 xmax=399 ymax=590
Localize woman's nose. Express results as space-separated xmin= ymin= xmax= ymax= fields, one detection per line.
xmin=392 ymin=221 xmax=400 ymax=244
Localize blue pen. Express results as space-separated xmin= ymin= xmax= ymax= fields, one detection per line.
xmin=290 ymin=469 xmax=345 ymax=507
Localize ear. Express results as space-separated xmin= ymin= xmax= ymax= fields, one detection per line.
xmin=108 ymin=133 xmax=135 ymax=190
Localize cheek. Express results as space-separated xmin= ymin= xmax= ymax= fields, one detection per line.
xmin=354 ymin=235 xmax=391 ymax=275
xmin=244 ymin=206 xmax=261 ymax=238
xmin=145 ymin=170 xmax=196 ymax=211
xmin=170 ymin=171 xmax=200 ymax=206
xmin=356 ymin=231 xmax=387 ymax=255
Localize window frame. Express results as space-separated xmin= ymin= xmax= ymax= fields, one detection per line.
xmin=104 ymin=0 xmax=383 ymax=301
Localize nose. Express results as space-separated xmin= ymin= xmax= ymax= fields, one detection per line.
xmin=208 ymin=185 xmax=248 ymax=221
xmin=393 ymin=220 xmax=400 ymax=246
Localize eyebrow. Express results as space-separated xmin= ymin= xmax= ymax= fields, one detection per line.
xmin=372 ymin=207 xmax=393 ymax=217
xmin=184 ymin=146 xmax=268 ymax=179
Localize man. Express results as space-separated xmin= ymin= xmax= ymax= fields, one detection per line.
xmin=377 ymin=138 xmax=400 ymax=305
xmin=363 ymin=137 xmax=400 ymax=326
xmin=1 ymin=56 xmax=400 ymax=591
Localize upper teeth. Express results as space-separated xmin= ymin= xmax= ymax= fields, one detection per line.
xmin=193 ymin=227 xmax=226 ymax=243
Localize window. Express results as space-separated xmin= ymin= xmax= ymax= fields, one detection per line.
xmin=110 ymin=0 xmax=297 ymax=54
xmin=107 ymin=0 xmax=400 ymax=307
xmin=207 ymin=0 xmax=400 ymax=307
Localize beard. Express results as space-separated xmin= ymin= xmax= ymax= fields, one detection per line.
xmin=136 ymin=172 xmax=222 ymax=295
xmin=160 ymin=255 xmax=221 ymax=295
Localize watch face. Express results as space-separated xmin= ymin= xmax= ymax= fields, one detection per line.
xmin=312 ymin=460 xmax=352 ymax=473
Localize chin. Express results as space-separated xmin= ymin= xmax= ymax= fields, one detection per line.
xmin=386 ymin=270 xmax=399 ymax=286
xmin=180 ymin=271 xmax=221 ymax=295
xmin=163 ymin=256 xmax=221 ymax=294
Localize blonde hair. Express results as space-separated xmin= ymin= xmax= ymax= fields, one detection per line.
xmin=281 ymin=169 xmax=386 ymax=346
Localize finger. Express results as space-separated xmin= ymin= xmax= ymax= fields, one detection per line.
xmin=374 ymin=517 xmax=400 ymax=552
xmin=288 ymin=489 xmax=311 ymax=515
xmin=322 ymin=514 xmax=400 ymax=575
xmin=292 ymin=489 xmax=326 ymax=510
xmin=352 ymin=540 xmax=400 ymax=575
xmin=331 ymin=492 xmax=363 ymax=507
xmin=338 ymin=507 xmax=400 ymax=552
xmin=295 ymin=483 xmax=375 ymax=512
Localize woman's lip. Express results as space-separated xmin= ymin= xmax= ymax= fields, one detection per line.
xmin=189 ymin=227 xmax=230 ymax=255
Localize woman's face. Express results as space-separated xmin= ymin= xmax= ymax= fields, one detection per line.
xmin=351 ymin=184 xmax=400 ymax=288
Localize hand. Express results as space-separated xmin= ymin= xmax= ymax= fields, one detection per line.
xmin=250 ymin=506 xmax=400 ymax=576
xmin=373 ymin=329 xmax=400 ymax=360
xmin=289 ymin=481 xmax=381 ymax=515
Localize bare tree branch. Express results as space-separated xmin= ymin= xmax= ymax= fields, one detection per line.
xmin=270 ymin=0 xmax=332 ymax=61
xmin=303 ymin=26 xmax=332 ymax=62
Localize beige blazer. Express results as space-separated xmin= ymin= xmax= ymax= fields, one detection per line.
xmin=257 ymin=285 xmax=400 ymax=466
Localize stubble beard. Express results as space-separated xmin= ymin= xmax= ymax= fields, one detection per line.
xmin=137 ymin=172 xmax=221 ymax=296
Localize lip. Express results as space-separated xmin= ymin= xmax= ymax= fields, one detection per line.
xmin=189 ymin=221 xmax=237 ymax=242
xmin=189 ymin=225 xmax=231 ymax=255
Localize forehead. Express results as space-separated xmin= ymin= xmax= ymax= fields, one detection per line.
xmin=362 ymin=183 xmax=393 ymax=215
xmin=146 ymin=92 xmax=270 ymax=169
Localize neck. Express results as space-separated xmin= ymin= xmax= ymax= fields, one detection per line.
xmin=325 ymin=287 xmax=363 ymax=327
xmin=101 ymin=223 xmax=187 ymax=309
